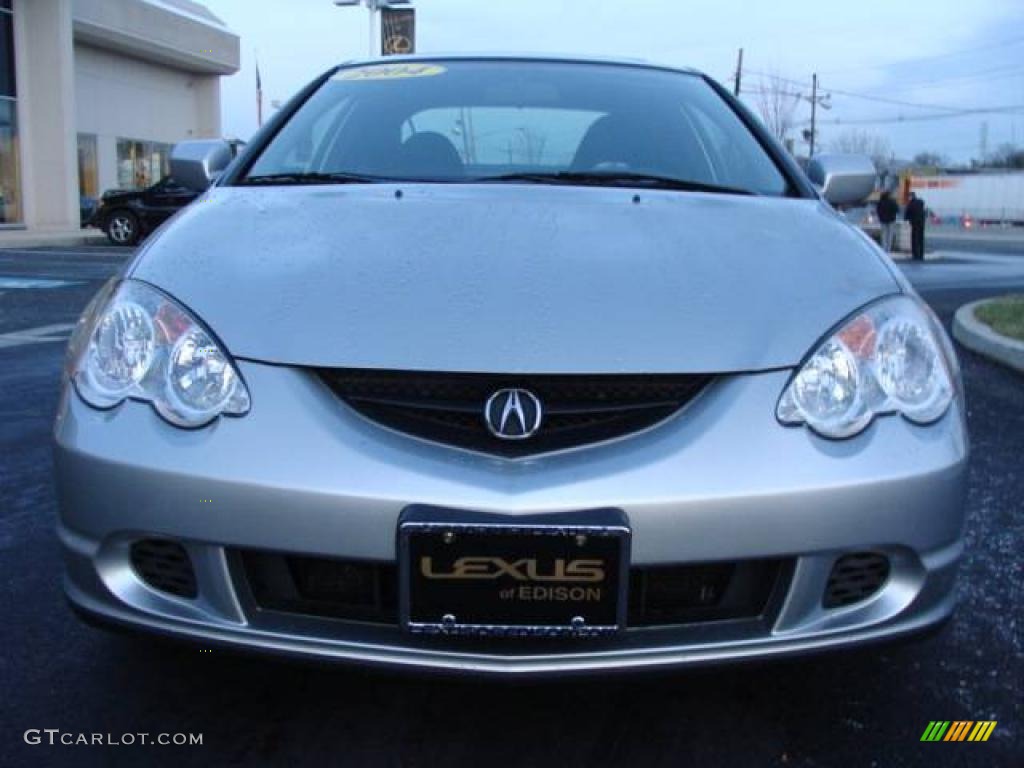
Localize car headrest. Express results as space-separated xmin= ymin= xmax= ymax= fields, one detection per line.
xmin=398 ymin=132 xmax=464 ymax=179
xmin=572 ymin=115 xmax=655 ymax=172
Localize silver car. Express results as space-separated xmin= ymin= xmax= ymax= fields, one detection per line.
xmin=55 ymin=55 xmax=968 ymax=675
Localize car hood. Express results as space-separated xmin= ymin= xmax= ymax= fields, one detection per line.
xmin=131 ymin=184 xmax=898 ymax=373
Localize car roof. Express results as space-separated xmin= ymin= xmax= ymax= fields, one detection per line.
xmin=335 ymin=52 xmax=704 ymax=78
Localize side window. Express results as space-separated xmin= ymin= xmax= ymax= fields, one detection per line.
xmin=151 ymin=177 xmax=179 ymax=194
xmin=164 ymin=179 xmax=190 ymax=195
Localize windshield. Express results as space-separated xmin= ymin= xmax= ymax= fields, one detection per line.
xmin=241 ymin=60 xmax=791 ymax=196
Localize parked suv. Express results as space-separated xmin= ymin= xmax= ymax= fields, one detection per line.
xmin=93 ymin=176 xmax=200 ymax=246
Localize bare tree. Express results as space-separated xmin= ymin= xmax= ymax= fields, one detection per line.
xmin=985 ymin=143 xmax=1024 ymax=169
xmin=829 ymin=129 xmax=893 ymax=170
xmin=754 ymin=72 xmax=800 ymax=145
xmin=912 ymin=151 xmax=948 ymax=169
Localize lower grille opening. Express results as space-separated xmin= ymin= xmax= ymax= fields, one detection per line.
xmin=823 ymin=552 xmax=890 ymax=608
xmin=130 ymin=539 xmax=197 ymax=599
xmin=236 ymin=550 xmax=790 ymax=629
xmin=239 ymin=551 xmax=398 ymax=625
xmin=628 ymin=559 xmax=789 ymax=627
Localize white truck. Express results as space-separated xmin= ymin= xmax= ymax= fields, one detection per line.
xmin=907 ymin=173 xmax=1024 ymax=226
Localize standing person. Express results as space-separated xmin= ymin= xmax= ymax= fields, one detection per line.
xmin=876 ymin=190 xmax=899 ymax=252
xmin=905 ymin=191 xmax=927 ymax=261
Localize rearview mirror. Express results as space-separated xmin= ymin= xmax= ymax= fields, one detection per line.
xmin=805 ymin=154 xmax=877 ymax=207
xmin=170 ymin=140 xmax=233 ymax=192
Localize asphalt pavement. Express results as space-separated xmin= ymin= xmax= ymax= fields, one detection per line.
xmin=1 ymin=240 xmax=1021 ymax=767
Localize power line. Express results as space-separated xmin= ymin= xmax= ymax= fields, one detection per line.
xmin=816 ymin=34 xmax=1024 ymax=75
xmin=746 ymin=66 xmax=1024 ymax=115
xmin=740 ymin=87 xmax=803 ymax=99
xmin=827 ymin=87 xmax=983 ymax=113
xmin=745 ymin=68 xmax=811 ymax=89
xmin=816 ymin=105 xmax=1024 ymax=125
xmin=873 ymin=64 xmax=1024 ymax=93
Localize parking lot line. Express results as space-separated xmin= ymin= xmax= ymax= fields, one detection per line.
xmin=0 ymin=323 xmax=76 ymax=349
xmin=0 ymin=276 xmax=82 ymax=289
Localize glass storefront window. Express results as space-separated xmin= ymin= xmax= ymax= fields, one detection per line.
xmin=0 ymin=99 xmax=20 ymax=224
xmin=0 ymin=8 xmax=14 ymax=100
xmin=77 ymin=134 xmax=98 ymax=198
xmin=116 ymin=139 xmax=172 ymax=190
xmin=0 ymin=5 xmax=20 ymax=225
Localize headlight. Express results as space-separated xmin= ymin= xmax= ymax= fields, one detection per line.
xmin=777 ymin=295 xmax=954 ymax=438
xmin=70 ymin=279 xmax=250 ymax=427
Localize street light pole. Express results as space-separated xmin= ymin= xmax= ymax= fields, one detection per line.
xmin=333 ymin=0 xmax=379 ymax=57
xmin=366 ymin=0 xmax=377 ymax=57
xmin=334 ymin=0 xmax=411 ymax=58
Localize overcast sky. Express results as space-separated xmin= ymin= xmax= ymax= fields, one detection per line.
xmin=203 ymin=0 xmax=1024 ymax=164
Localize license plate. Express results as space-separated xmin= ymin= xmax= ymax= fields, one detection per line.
xmin=399 ymin=507 xmax=630 ymax=637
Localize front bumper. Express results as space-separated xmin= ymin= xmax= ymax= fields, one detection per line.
xmin=54 ymin=362 xmax=968 ymax=675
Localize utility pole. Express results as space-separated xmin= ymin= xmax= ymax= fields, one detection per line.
xmin=808 ymin=73 xmax=817 ymax=157
xmin=799 ymin=74 xmax=830 ymax=157
xmin=733 ymin=48 xmax=743 ymax=97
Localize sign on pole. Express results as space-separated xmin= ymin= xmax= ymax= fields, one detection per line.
xmin=381 ymin=8 xmax=415 ymax=56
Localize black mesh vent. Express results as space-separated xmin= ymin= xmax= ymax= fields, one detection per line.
xmin=628 ymin=559 xmax=788 ymax=627
xmin=130 ymin=539 xmax=197 ymax=598
xmin=239 ymin=551 xmax=397 ymax=624
xmin=823 ymin=552 xmax=890 ymax=608
xmin=316 ymin=369 xmax=712 ymax=457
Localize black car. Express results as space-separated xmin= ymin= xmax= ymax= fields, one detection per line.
xmin=92 ymin=177 xmax=199 ymax=246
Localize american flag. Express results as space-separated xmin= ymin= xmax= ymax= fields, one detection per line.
xmin=256 ymin=57 xmax=263 ymax=127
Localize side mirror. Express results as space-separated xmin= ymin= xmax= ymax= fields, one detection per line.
xmin=806 ymin=154 xmax=877 ymax=206
xmin=170 ymin=140 xmax=233 ymax=192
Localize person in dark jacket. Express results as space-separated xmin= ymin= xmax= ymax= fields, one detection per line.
xmin=876 ymin=190 xmax=900 ymax=252
xmin=904 ymin=192 xmax=927 ymax=261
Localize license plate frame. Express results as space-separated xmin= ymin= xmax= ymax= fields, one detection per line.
xmin=398 ymin=506 xmax=631 ymax=638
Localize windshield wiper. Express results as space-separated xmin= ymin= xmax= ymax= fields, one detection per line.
xmin=239 ymin=171 xmax=390 ymax=186
xmin=472 ymin=171 xmax=755 ymax=196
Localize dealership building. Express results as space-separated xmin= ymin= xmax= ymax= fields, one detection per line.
xmin=1 ymin=0 xmax=239 ymax=238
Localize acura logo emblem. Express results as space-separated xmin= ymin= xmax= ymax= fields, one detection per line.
xmin=484 ymin=389 xmax=543 ymax=440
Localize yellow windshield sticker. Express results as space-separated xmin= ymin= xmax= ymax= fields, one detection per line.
xmin=335 ymin=63 xmax=446 ymax=81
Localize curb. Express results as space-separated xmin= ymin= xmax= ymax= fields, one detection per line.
xmin=953 ymin=299 xmax=1024 ymax=374
xmin=889 ymin=250 xmax=944 ymax=262
xmin=0 ymin=230 xmax=110 ymax=249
